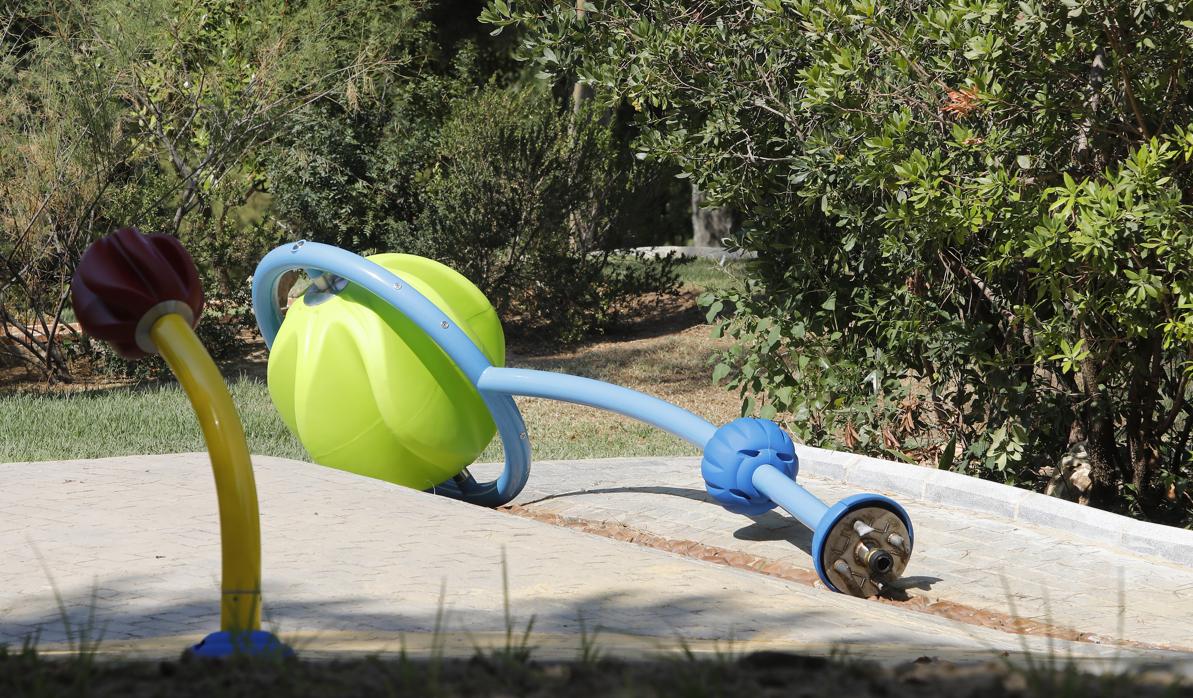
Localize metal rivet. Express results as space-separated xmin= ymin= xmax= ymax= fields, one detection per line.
xmin=519 ymin=431 xmax=527 ymax=440
xmin=440 ymin=321 xmax=449 ymax=329
xmin=393 ymin=282 xmax=402 ymax=290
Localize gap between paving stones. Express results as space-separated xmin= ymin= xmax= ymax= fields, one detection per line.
xmin=499 ymin=504 xmax=1169 ymax=653
xmin=792 ymin=445 xmax=1193 ymax=567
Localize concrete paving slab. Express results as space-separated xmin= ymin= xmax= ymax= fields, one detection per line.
xmin=490 ymin=456 xmax=1193 ymax=653
xmin=2 ymin=453 xmax=1187 ymax=673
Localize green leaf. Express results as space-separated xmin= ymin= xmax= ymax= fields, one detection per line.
xmin=937 ymin=432 xmax=958 ymax=471
xmin=705 ymin=300 xmax=725 ymax=322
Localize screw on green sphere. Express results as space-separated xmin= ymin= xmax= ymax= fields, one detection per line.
xmin=267 ymin=254 xmax=504 ymax=490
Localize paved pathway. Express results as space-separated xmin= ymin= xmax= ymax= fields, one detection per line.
xmin=482 ymin=456 xmax=1193 ymax=652
xmin=0 ymin=454 xmax=1188 ymax=673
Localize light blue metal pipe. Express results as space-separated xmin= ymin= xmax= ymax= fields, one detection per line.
xmin=254 ymin=241 xmax=491 ymax=380
xmin=477 ymin=367 xmax=718 ymax=448
xmin=751 ymin=463 xmax=830 ymax=530
xmin=251 ymin=241 xmax=530 ymax=506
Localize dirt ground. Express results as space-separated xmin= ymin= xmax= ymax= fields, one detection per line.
xmin=1 ymin=290 xmax=725 ymax=390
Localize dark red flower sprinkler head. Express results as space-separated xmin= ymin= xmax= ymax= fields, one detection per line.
xmin=70 ymin=227 xmax=204 ymax=359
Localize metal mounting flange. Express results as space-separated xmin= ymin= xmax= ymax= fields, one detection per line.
xmin=812 ymin=494 xmax=914 ymax=597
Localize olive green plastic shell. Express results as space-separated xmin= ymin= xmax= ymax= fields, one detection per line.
xmin=267 ymin=254 xmax=504 ymax=490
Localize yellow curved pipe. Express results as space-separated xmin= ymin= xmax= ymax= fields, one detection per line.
xmin=150 ymin=312 xmax=262 ymax=632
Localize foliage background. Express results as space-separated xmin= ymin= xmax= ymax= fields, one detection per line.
xmin=486 ymin=0 xmax=1193 ymax=523
xmin=0 ymin=0 xmax=684 ymax=384
xmin=5 ymin=0 xmax=1193 ymax=526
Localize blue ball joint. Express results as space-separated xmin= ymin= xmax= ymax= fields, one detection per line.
xmin=702 ymin=418 xmax=914 ymax=597
xmin=186 ymin=630 xmax=294 ymax=660
xmin=702 ymin=418 xmax=798 ymax=516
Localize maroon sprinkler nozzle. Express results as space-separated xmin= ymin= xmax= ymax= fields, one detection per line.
xmin=71 ymin=227 xmax=204 ymax=359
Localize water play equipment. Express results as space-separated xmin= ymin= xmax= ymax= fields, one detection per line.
xmin=253 ymin=241 xmax=915 ymax=597
xmin=72 ymin=228 xmax=290 ymax=657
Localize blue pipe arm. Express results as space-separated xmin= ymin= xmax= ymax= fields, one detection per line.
xmin=477 ymin=367 xmax=718 ymax=448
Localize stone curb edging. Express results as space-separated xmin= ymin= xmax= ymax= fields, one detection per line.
xmin=792 ymin=444 xmax=1193 ymax=568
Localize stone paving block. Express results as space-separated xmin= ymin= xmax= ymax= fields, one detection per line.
xmin=2 ymin=453 xmax=1191 ymax=671
xmin=506 ymin=456 xmax=1193 ymax=652
xmin=838 ymin=458 xmax=929 ymax=501
xmin=796 ymin=447 xmax=1193 ymax=568
xmin=1119 ymin=519 xmax=1193 ymax=566
xmin=792 ymin=446 xmax=852 ymax=482
xmin=1015 ymin=495 xmax=1123 ymax=544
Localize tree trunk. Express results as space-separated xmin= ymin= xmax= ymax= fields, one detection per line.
xmin=571 ymin=1 xmax=592 ymax=113
xmin=1077 ymin=352 xmax=1122 ymax=506
xmin=691 ymin=183 xmax=734 ymax=248
xmin=1131 ymin=446 xmax=1160 ymax=514
xmin=566 ymin=0 xmax=595 ymax=249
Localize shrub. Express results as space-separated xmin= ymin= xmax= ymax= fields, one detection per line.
xmin=265 ymin=58 xmax=470 ymax=255
xmin=269 ymin=62 xmax=679 ymax=345
xmin=76 ymin=288 xmax=255 ymax=381
xmin=490 ymin=0 xmax=1193 ymax=521
xmin=0 ymin=0 xmax=423 ymax=382
xmin=408 ymin=85 xmax=678 ymax=343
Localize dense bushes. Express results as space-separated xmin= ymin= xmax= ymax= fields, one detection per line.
xmin=490 ymin=0 xmax=1193 ymax=522
xmin=1 ymin=2 xmax=680 ymax=382
xmin=410 ymin=86 xmax=678 ymax=341
xmin=269 ymin=57 xmax=680 ymax=343
xmin=0 ymin=0 xmax=425 ymax=380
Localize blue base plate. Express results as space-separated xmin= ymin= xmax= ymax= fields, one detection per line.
xmin=187 ymin=630 xmax=294 ymax=659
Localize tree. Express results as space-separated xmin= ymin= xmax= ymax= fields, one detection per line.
xmin=485 ymin=0 xmax=1193 ymax=522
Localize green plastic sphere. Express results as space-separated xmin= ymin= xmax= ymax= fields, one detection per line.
xmin=267 ymin=253 xmax=504 ymax=490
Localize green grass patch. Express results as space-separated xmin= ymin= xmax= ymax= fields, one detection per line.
xmin=479 ymin=397 xmax=701 ymax=464
xmin=0 ymin=377 xmax=306 ymax=463
xmin=606 ymin=254 xmax=752 ymax=294
xmin=0 ymin=376 xmax=703 ymax=464
xmin=672 ymin=256 xmax=753 ymax=292
xmin=0 ymin=256 xmax=740 ymax=465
